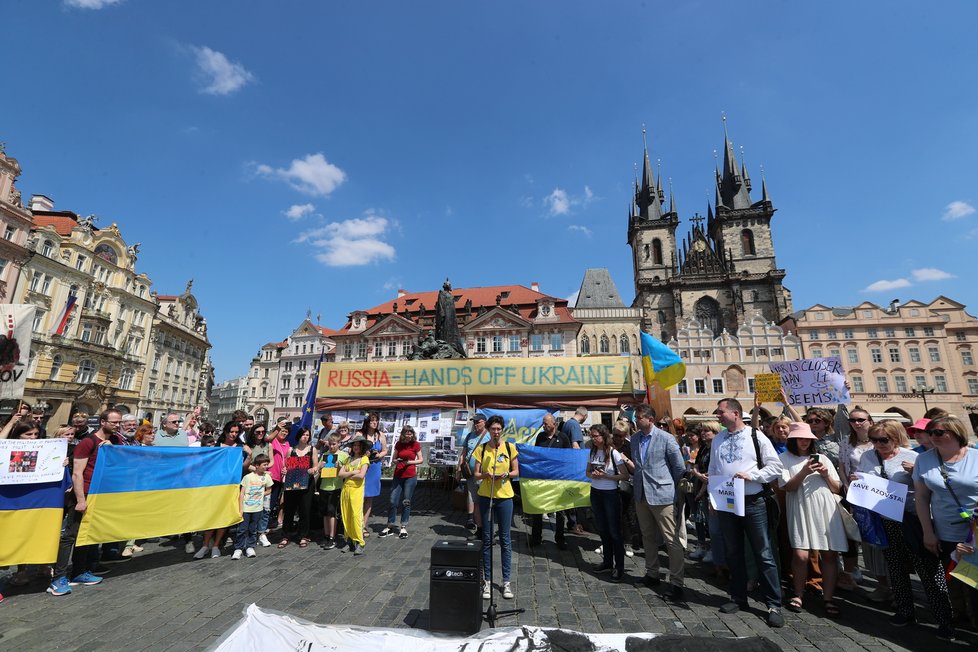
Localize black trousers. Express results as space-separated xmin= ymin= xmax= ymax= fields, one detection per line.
xmin=282 ymin=486 xmax=314 ymax=539
xmin=530 ymin=511 xmax=565 ymax=544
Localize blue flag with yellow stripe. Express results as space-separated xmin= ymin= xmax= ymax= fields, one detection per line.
xmin=0 ymin=471 xmax=70 ymax=565
xmin=76 ymin=446 xmax=242 ymax=546
xmin=516 ymin=445 xmax=590 ymax=515
xmin=640 ymin=331 xmax=686 ymax=390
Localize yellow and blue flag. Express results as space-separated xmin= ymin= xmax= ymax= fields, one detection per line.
xmin=0 ymin=472 xmax=69 ymax=565
xmin=640 ymin=331 xmax=686 ymax=391
xmin=76 ymin=446 xmax=242 ymax=546
xmin=516 ymin=445 xmax=590 ymax=515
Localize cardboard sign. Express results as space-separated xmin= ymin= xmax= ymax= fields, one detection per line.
xmin=0 ymin=438 xmax=68 ymax=485
xmin=847 ymin=472 xmax=908 ymax=522
xmin=754 ymin=373 xmax=783 ymax=402
xmin=708 ymin=475 xmax=745 ymax=517
xmin=769 ymin=356 xmax=850 ymax=407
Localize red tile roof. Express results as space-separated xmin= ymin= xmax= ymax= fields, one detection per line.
xmin=32 ymin=211 xmax=90 ymax=237
xmin=334 ymin=284 xmax=576 ymax=335
xmin=156 ymin=295 xmax=178 ymax=301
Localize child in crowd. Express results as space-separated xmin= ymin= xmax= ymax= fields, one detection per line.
xmin=318 ymin=434 xmax=348 ymax=550
xmin=338 ymin=436 xmax=370 ymax=555
xmin=235 ymin=454 xmax=272 ymax=560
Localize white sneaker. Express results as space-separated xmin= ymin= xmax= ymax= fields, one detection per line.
xmin=211 ymin=548 xmax=222 ymax=559
xmin=851 ymin=568 xmax=864 ymax=584
xmin=193 ymin=546 xmax=210 ymax=560
xmin=482 ymin=581 xmax=491 ymax=599
xmin=685 ymin=519 xmax=696 ymax=533
xmin=184 ymin=541 xmax=196 ymax=554
xmin=689 ymin=547 xmax=706 ymax=560
xmin=625 ymin=546 xmax=635 ymax=558
xmin=231 ymin=549 xmax=243 ymax=560
xmin=702 ymin=550 xmax=713 ymax=564
xmin=502 ymin=582 xmax=514 ymax=599
xmin=245 ymin=548 xmax=256 ymax=558
xmin=258 ymin=534 xmax=271 ymax=548
xmin=595 ymin=545 xmax=603 ymax=555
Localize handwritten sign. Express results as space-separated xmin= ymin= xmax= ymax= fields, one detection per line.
xmin=708 ymin=475 xmax=745 ymax=517
xmin=769 ymin=356 xmax=850 ymax=407
xmin=0 ymin=438 xmax=68 ymax=485
xmin=847 ymin=472 xmax=908 ymax=522
xmin=754 ymin=373 xmax=783 ymax=402
xmin=0 ymin=304 xmax=35 ymax=401
xmin=318 ymin=357 xmax=633 ymax=398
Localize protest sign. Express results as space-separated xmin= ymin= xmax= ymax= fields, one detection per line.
xmin=847 ymin=472 xmax=908 ymax=522
xmin=0 ymin=304 xmax=35 ymax=401
xmin=0 ymin=438 xmax=68 ymax=485
xmin=769 ymin=356 xmax=850 ymax=407
xmin=708 ymin=475 xmax=745 ymax=517
xmin=754 ymin=373 xmax=783 ymax=402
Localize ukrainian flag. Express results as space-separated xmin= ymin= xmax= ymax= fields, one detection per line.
xmin=0 ymin=472 xmax=69 ymax=565
xmin=516 ymin=445 xmax=590 ymax=515
xmin=640 ymin=331 xmax=686 ymax=390
xmin=76 ymin=446 xmax=242 ymax=546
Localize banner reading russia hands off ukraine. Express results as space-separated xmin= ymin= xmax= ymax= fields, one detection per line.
xmin=318 ymin=357 xmax=634 ymax=398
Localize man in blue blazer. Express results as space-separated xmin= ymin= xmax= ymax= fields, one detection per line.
xmin=631 ymin=403 xmax=686 ymax=599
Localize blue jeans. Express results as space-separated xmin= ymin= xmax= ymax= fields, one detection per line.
xmin=717 ymin=494 xmax=782 ymax=608
xmin=388 ymin=475 xmax=418 ymax=526
xmin=479 ymin=496 xmax=513 ymax=582
xmin=709 ymin=511 xmax=726 ymax=566
xmin=236 ymin=511 xmax=260 ymax=551
xmin=591 ymin=487 xmax=625 ymax=571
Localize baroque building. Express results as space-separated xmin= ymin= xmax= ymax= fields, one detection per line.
xmin=246 ymin=339 xmax=287 ymax=425
xmin=138 ymin=281 xmax=211 ymax=426
xmin=18 ymin=199 xmax=156 ymax=423
xmin=273 ymin=317 xmax=335 ymax=423
xmin=629 ymin=122 xmax=793 ymax=342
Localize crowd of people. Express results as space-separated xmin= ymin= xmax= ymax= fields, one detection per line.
xmin=2 ymin=399 xmax=977 ymax=643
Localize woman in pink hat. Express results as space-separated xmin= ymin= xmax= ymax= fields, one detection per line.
xmin=908 ymin=418 xmax=932 ymax=454
xmin=779 ymin=421 xmax=847 ymax=616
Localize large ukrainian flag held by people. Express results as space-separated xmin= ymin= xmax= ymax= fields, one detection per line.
xmin=517 ymin=445 xmax=590 ymax=514
xmin=640 ymin=331 xmax=686 ymax=391
xmin=76 ymin=446 xmax=242 ymax=545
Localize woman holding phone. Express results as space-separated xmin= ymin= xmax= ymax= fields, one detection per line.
xmin=587 ymin=423 xmax=629 ymax=583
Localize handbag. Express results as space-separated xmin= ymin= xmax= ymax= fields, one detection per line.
xmin=835 ymin=496 xmax=862 ymax=542
xmin=852 ymin=505 xmax=888 ymax=546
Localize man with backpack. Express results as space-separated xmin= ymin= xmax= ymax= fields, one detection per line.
xmin=529 ymin=413 xmax=570 ymax=549
xmin=457 ymin=413 xmax=490 ymax=538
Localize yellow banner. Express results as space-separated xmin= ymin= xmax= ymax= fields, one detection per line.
xmin=318 ymin=357 xmax=634 ymax=398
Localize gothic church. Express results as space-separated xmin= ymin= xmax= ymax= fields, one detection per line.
xmin=628 ymin=121 xmax=793 ymax=342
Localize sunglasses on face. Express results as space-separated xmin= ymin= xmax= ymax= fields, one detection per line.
xmin=848 ymin=418 xmax=868 ymax=424
xmin=928 ymin=429 xmax=952 ymax=438
xmin=870 ymin=437 xmax=891 ymax=444
xmin=805 ymin=418 xmax=822 ymax=424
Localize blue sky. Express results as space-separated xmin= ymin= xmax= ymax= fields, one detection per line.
xmin=4 ymin=1 xmax=978 ymax=382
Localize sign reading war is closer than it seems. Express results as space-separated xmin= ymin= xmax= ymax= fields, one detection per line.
xmin=768 ymin=356 xmax=850 ymax=407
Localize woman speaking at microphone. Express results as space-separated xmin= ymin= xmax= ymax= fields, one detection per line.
xmin=473 ymin=415 xmax=519 ymax=601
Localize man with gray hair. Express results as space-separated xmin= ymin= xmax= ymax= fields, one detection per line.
xmin=119 ymin=414 xmax=139 ymax=445
xmin=156 ymin=413 xmax=189 ymax=447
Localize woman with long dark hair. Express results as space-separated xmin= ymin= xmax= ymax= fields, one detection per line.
xmin=381 ymin=425 xmax=423 ymax=539
xmin=358 ymin=412 xmax=388 ymax=537
xmin=278 ymin=427 xmax=316 ymax=548
xmin=587 ymin=423 xmax=628 ymax=582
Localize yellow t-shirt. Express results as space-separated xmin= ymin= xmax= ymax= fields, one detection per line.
xmin=475 ymin=441 xmax=518 ymax=499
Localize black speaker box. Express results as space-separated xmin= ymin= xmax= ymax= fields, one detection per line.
xmin=429 ymin=540 xmax=482 ymax=634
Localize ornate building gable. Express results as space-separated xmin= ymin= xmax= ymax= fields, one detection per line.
xmin=361 ymin=313 xmax=422 ymax=338
xmin=463 ymin=306 xmax=531 ymax=332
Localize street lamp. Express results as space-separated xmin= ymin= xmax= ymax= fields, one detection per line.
xmin=911 ymin=385 xmax=935 ymax=413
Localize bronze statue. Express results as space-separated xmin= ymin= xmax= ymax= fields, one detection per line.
xmin=408 ymin=279 xmax=467 ymax=359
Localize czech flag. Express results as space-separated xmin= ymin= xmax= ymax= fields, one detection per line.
xmin=516 ymin=445 xmax=590 ymax=515
xmin=0 ymin=472 xmax=70 ymax=565
xmin=640 ymin=331 xmax=686 ymax=391
xmin=76 ymin=446 xmax=242 ymax=546
xmin=50 ymin=295 xmax=77 ymax=336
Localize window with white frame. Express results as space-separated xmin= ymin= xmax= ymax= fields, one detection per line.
xmin=712 ymin=378 xmax=724 ymax=393
xmin=923 ymin=327 xmax=935 ymax=336
xmin=550 ymin=333 xmax=562 ymax=350
xmin=888 ymin=348 xmax=901 ymax=363
xmin=810 ymin=347 xmax=822 ymax=358
xmin=580 ymin=335 xmax=590 ymax=354
xmin=531 ymin=334 xmax=544 ymax=351
xmin=928 ymin=346 xmax=941 ymax=363
xmin=510 ymin=335 xmax=521 ymax=352
xmin=620 ymin=335 xmax=629 ymax=353
xmin=32 ymin=311 xmax=45 ymax=333
xmin=914 ymin=374 xmax=927 ymax=389
xmin=388 ymin=341 xmax=397 ymax=357
xmin=357 ymin=342 xmax=367 ymax=358
xmin=599 ymin=335 xmax=610 ymax=353
xmin=41 ymin=240 xmax=54 ymax=257
xmin=694 ymin=379 xmax=706 ymax=394
xmin=884 ymin=328 xmax=896 ymax=338
xmin=492 ymin=335 xmax=503 ymax=353
xmin=904 ymin=327 xmax=915 ymax=337
xmin=934 ymin=375 xmax=948 ymax=392
xmin=844 ymin=329 xmax=854 ymax=339
xmin=748 ymin=378 xmax=756 ymax=394
xmin=876 ymin=375 xmax=889 ymax=393
xmin=76 ymin=359 xmax=97 ymax=384
xmin=852 ymin=375 xmax=864 ymax=392
xmin=119 ymin=368 xmax=134 ymax=391
xmin=476 ymin=336 xmax=487 ymax=353
xmin=829 ymin=347 xmax=840 ymax=359
xmin=909 ymin=347 xmax=921 ymax=363
xmin=870 ymin=348 xmax=882 ymax=363
xmin=867 ymin=328 xmax=878 ymax=338
xmin=846 ymin=349 xmax=859 ymax=364
xmin=677 ymin=379 xmax=688 ymax=394
xmin=49 ymin=355 xmax=63 ymax=380
xmin=967 ymin=378 xmax=978 ymax=394
xmin=962 ymin=350 xmax=974 ymax=366
xmin=894 ymin=375 xmax=908 ymax=393
xmin=826 ymin=329 xmax=837 ymax=339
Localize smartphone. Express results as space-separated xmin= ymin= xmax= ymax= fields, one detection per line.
xmin=809 ymin=454 xmax=819 ymax=464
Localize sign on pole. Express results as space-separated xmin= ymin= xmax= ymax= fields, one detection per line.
xmin=768 ymin=356 xmax=850 ymax=407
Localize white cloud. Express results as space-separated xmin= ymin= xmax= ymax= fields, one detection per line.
xmin=256 ymin=153 xmax=346 ymax=197
xmin=911 ymin=267 xmax=956 ymax=282
xmin=863 ymin=278 xmax=912 ymax=292
xmin=284 ymin=203 xmax=315 ymax=220
xmin=545 ymin=188 xmax=571 ymax=215
xmin=543 ymin=185 xmax=597 ymax=216
xmin=566 ymin=290 xmax=580 ymax=307
xmin=942 ymin=200 xmax=975 ymax=221
xmin=64 ymin=0 xmax=123 ymax=8
xmin=295 ymin=213 xmax=396 ymax=267
xmin=568 ymin=225 xmax=592 ymax=238
xmin=383 ymin=278 xmax=402 ymax=292
xmin=192 ymin=46 xmax=255 ymax=96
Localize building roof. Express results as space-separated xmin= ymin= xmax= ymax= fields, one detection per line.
xmin=335 ymin=283 xmax=576 ymax=335
xmin=32 ymin=211 xmax=89 ymax=237
xmin=156 ymin=295 xmax=178 ymax=301
xmin=574 ymin=269 xmax=626 ymax=308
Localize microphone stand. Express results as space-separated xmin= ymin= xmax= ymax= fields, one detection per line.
xmin=482 ymin=470 xmax=525 ymax=628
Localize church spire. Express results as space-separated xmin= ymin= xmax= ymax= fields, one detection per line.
xmin=636 ymin=126 xmax=663 ymax=220
xmin=760 ymin=165 xmax=771 ymax=203
xmin=668 ymin=177 xmax=676 ymax=215
xmin=717 ymin=114 xmax=752 ymax=210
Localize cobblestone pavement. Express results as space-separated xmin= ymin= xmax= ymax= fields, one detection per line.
xmin=1 ymin=485 xmax=975 ymax=651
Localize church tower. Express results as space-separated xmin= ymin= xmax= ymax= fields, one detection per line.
xmin=630 ymin=119 xmax=793 ymax=341
xmin=627 ymin=131 xmax=680 ymax=340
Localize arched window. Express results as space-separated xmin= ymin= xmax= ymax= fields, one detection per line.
xmin=652 ymin=238 xmax=663 ymax=265
xmin=49 ymin=355 xmax=63 ymax=380
xmin=76 ymin=359 xmax=97 ymax=384
xmin=119 ymin=368 xmax=135 ymax=391
xmin=620 ymin=334 xmax=629 ymax=353
xmin=599 ymin=335 xmax=610 ymax=354
xmin=41 ymin=240 xmax=54 ymax=257
xmin=694 ymin=296 xmax=723 ymax=335
xmin=580 ymin=335 xmax=590 ymax=354
xmin=741 ymin=229 xmax=756 ymax=255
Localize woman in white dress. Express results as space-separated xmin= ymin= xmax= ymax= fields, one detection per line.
xmin=779 ymin=422 xmax=847 ymax=616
